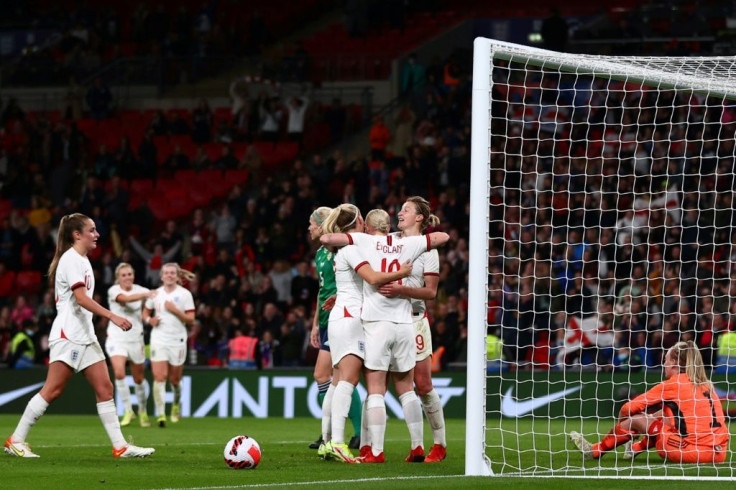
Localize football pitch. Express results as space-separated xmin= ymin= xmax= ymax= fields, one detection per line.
xmin=0 ymin=415 xmax=734 ymax=489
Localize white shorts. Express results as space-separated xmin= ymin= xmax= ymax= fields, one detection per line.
xmin=49 ymin=339 xmax=106 ymax=373
xmin=328 ymin=317 xmax=365 ymax=367
xmin=150 ymin=342 xmax=187 ymax=366
xmin=363 ymin=320 xmax=415 ymax=373
xmin=105 ymin=338 xmax=146 ymax=365
xmin=414 ymin=316 xmax=433 ymax=362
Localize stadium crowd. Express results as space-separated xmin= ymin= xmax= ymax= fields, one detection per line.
xmin=0 ymin=51 xmax=472 ymax=371
xmin=489 ymin=61 xmax=736 ymax=372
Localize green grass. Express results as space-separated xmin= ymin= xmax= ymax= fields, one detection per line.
xmin=0 ymin=415 xmax=734 ymax=489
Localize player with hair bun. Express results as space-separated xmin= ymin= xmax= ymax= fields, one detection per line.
xmin=318 ymin=204 xmax=412 ymax=463
xmin=570 ymin=340 xmax=729 ymax=463
xmin=321 ymin=206 xmax=449 ymax=463
xmin=142 ymin=262 xmax=196 ymax=428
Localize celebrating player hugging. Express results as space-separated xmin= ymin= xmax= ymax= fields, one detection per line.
xmin=319 ymin=202 xmax=449 ymax=464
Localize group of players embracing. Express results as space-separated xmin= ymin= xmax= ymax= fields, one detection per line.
xmin=307 ymin=196 xmax=449 ymax=464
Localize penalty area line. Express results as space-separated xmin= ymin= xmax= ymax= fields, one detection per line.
xmin=157 ymin=474 xmax=467 ymax=490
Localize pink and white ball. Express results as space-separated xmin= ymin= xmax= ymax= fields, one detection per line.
xmin=224 ymin=435 xmax=261 ymax=469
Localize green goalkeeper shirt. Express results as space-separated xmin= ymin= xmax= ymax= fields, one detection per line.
xmin=315 ymin=246 xmax=337 ymax=329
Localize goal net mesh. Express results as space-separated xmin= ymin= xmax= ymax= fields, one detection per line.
xmin=484 ymin=41 xmax=736 ymax=479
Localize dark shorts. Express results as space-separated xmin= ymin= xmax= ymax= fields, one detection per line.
xmin=319 ymin=327 xmax=330 ymax=352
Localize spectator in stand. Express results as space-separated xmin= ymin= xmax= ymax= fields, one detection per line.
xmin=163 ymin=145 xmax=191 ymax=174
xmin=279 ymin=308 xmax=306 ymax=367
xmin=259 ymin=97 xmax=282 ymax=144
xmin=286 ymin=96 xmax=309 ymax=148
xmin=401 ymin=53 xmax=427 ymax=114
xmin=213 ymin=145 xmax=238 ymax=169
xmin=258 ymin=330 xmax=280 ymax=368
xmin=257 ymin=302 xmax=283 ymax=338
xmin=192 ymin=98 xmax=213 ymax=143
xmin=191 ymin=146 xmax=212 ymax=172
xmin=10 ymin=296 xmax=34 ymax=330
xmin=168 ymin=112 xmax=190 ymax=135
xmin=8 ymin=319 xmax=38 ymax=369
xmin=86 ymin=77 xmax=113 ymax=120
xmin=541 ymin=7 xmax=569 ymax=52
xmin=290 ymin=259 xmax=318 ymax=312
xmin=269 ymin=259 xmax=293 ymax=311
xmin=210 ymin=203 xmax=237 ymax=253
xmin=129 ymin=236 xmax=182 ymax=288
xmin=325 ymin=98 xmax=347 ymax=144
xmin=137 ymin=130 xmax=158 ymax=181
xmin=114 ymin=137 xmax=139 ymax=182
xmin=369 ymin=115 xmax=390 ymax=162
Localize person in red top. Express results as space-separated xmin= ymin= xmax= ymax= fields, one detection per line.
xmin=369 ymin=115 xmax=390 ymax=162
xmin=570 ymin=340 xmax=729 ymax=464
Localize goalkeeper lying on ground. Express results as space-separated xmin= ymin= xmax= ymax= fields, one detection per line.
xmin=570 ymin=340 xmax=729 ymax=464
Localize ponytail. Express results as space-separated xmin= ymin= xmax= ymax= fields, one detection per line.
xmin=161 ymin=262 xmax=197 ymax=284
xmin=322 ymin=204 xmax=361 ymax=234
xmin=48 ymin=213 xmax=91 ymax=287
xmin=406 ymin=196 xmax=440 ymax=232
xmin=668 ymin=340 xmax=713 ymax=391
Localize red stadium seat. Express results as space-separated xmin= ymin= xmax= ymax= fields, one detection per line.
xmin=0 ymin=270 xmax=16 ymax=297
xmin=14 ymin=271 xmax=42 ymax=295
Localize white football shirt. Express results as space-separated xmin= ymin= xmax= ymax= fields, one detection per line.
xmin=328 ymin=245 xmax=369 ymax=322
xmin=107 ymin=283 xmax=149 ymax=341
xmin=49 ymin=247 xmax=96 ymax=344
xmin=403 ymin=248 xmax=439 ymax=319
xmin=145 ymin=284 xmax=195 ymax=346
xmin=347 ymin=233 xmax=430 ymax=323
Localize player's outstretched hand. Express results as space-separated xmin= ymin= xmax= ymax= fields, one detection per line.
xmin=112 ymin=314 xmax=133 ymax=332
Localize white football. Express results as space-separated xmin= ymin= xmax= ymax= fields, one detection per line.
xmin=224 ymin=435 xmax=261 ymax=469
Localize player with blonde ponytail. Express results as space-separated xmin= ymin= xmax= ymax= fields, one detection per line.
xmin=570 ymin=340 xmax=729 ymax=464
xmin=142 ymin=262 xmax=196 ymax=427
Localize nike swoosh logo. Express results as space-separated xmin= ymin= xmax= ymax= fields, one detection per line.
xmin=0 ymin=383 xmax=45 ymax=407
xmin=501 ymin=385 xmax=581 ymax=417
xmin=8 ymin=444 xmax=25 ymax=457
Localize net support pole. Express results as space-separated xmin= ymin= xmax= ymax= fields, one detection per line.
xmin=465 ymin=36 xmax=493 ymax=477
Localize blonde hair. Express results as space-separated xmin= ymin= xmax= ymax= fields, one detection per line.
xmin=161 ymin=262 xmax=197 ymax=284
xmin=322 ymin=204 xmax=361 ymax=234
xmin=406 ymin=196 xmax=440 ymax=232
xmin=310 ymin=206 xmax=332 ymax=227
xmin=668 ymin=340 xmax=713 ymax=391
xmin=114 ymin=262 xmax=134 ymax=282
xmin=365 ymin=209 xmax=391 ymax=234
xmin=48 ymin=213 xmax=92 ymax=287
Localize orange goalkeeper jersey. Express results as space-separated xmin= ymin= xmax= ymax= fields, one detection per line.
xmin=620 ymin=373 xmax=729 ymax=447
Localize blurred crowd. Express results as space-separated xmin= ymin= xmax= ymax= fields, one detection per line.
xmin=0 ymin=50 xmax=473 ymax=371
xmin=488 ymin=59 xmax=736 ymax=372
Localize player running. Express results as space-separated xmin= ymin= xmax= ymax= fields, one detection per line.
xmin=319 ymin=204 xmax=411 ymax=463
xmin=4 ymin=213 xmax=154 ymax=458
xmin=307 ymin=206 xmax=362 ymax=451
xmin=321 ymin=208 xmax=448 ymax=463
xmin=570 ymin=340 xmax=729 ymax=463
xmin=107 ymin=263 xmax=154 ymax=427
xmin=142 ymin=262 xmax=196 ymax=428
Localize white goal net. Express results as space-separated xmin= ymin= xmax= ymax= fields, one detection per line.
xmin=467 ymin=38 xmax=736 ymax=479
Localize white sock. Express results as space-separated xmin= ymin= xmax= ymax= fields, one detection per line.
xmin=115 ymin=379 xmax=132 ymax=413
xmin=134 ymin=382 xmax=147 ymax=415
xmin=365 ymin=394 xmax=386 ymax=456
xmin=321 ymin=384 xmax=335 ymax=443
xmin=400 ymin=391 xmax=423 ymax=450
xmin=97 ymin=399 xmax=127 ymax=449
xmin=330 ymin=380 xmax=353 ymax=445
xmin=12 ymin=393 xmax=49 ymax=442
xmin=153 ymin=381 xmax=166 ymax=417
xmin=359 ymin=399 xmax=369 ymax=448
xmin=421 ymin=389 xmax=446 ymax=446
xmin=172 ymin=383 xmax=181 ymax=405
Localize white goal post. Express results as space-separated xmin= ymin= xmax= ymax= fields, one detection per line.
xmin=467 ymin=37 xmax=736 ymax=479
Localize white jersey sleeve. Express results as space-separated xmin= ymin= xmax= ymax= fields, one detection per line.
xmin=107 ymin=284 xmax=149 ymax=341
xmin=148 ymin=285 xmax=195 ymax=346
xmin=403 ymin=248 xmax=439 ymax=318
xmin=329 ymin=245 xmax=369 ymax=321
xmin=49 ymin=248 xmax=96 ymax=344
